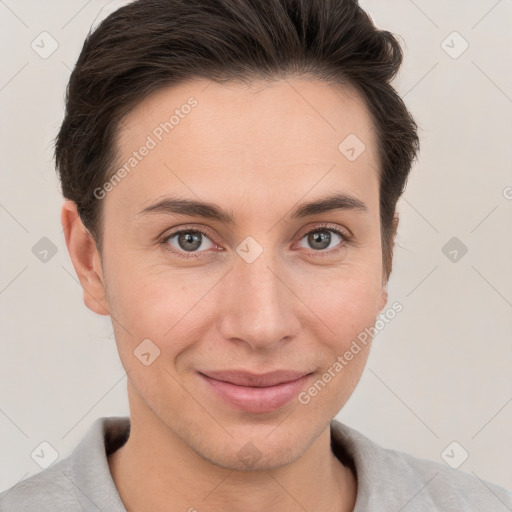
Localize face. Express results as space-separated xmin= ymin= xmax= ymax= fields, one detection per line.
xmin=84 ymin=78 xmax=390 ymax=470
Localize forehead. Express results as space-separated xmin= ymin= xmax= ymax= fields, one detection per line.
xmin=109 ymin=77 xmax=380 ymax=219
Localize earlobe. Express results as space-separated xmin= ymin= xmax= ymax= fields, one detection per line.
xmin=61 ymin=200 xmax=110 ymax=316
xmin=382 ymin=212 xmax=400 ymax=286
xmin=377 ymin=286 xmax=388 ymax=312
xmin=379 ymin=213 xmax=398 ymax=312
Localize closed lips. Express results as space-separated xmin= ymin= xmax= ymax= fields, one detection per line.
xmin=199 ymin=370 xmax=312 ymax=387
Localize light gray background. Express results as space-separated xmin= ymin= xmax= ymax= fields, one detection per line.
xmin=1 ymin=0 xmax=511 ymax=494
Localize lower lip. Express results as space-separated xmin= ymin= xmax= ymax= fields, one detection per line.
xmin=199 ymin=373 xmax=312 ymax=413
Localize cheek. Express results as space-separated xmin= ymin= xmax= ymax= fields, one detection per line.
xmin=301 ymin=262 xmax=383 ymax=335
xmin=106 ymin=272 xmax=204 ymax=406
xmin=105 ymin=263 xmax=217 ymax=358
xmin=295 ymin=262 xmax=382 ymax=391
xmin=294 ymin=275 xmax=380 ymax=416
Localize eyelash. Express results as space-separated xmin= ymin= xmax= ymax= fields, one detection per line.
xmin=159 ymin=223 xmax=352 ymax=260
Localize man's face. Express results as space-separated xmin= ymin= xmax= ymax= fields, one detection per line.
xmin=95 ymin=78 xmax=388 ymax=469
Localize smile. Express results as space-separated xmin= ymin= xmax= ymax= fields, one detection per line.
xmin=198 ymin=370 xmax=314 ymax=413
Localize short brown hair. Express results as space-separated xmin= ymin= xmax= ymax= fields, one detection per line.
xmin=55 ymin=0 xmax=420 ymax=280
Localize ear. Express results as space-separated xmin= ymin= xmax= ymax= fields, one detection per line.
xmin=377 ymin=287 xmax=388 ymax=313
xmin=61 ymin=200 xmax=110 ymax=316
xmin=378 ymin=213 xmax=399 ymax=312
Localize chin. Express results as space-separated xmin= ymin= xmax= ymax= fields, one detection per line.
xmin=175 ymin=413 xmax=327 ymax=472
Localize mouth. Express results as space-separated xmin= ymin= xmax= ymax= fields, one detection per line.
xmin=198 ymin=370 xmax=314 ymax=413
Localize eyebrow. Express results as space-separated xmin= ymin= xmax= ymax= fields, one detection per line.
xmin=135 ymin=192 xmax=368 ymax=224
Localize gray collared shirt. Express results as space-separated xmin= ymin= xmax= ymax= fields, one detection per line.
xmin=1 ymin=416 xmax=510 ymax=511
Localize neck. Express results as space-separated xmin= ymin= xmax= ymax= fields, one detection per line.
xmin=108 ymin=396 xmax=357 ymax=512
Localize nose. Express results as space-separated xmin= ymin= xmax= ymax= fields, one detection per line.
xmin=219 ymin=249 xmax=301 ymax=352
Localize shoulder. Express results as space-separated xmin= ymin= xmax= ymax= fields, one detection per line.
xmin=0 ymin=416 xmax=129 ymax=512
xmin=0 ymin=458 xmax=80 ymax=511
xmin=331 ymin=420 xmax=512 ymax=511
xmin=385 ymin=443 xmax=511 ymax=509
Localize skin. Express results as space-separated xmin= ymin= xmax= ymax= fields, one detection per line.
xmin=62 ymin=77 xmax=398 ymax=512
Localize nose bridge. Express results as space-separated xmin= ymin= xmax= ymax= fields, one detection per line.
xmin=219 ymin=246 xmax=299 ymax=350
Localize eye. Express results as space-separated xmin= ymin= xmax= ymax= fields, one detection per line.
xmin=159 ymin=223 xmax=351 ymax=260
xmin=296 ymin=224 xmax=349 ymax=254
xmin=161 ymin=228 xmax=217 ymax=259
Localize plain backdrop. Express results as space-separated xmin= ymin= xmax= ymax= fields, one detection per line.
xmin=1 ymin=0 xmax=511 ymax=493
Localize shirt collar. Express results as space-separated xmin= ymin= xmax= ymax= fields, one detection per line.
xmin=71 ymin=416 xmax=129 ymax=511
